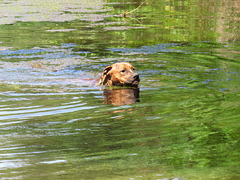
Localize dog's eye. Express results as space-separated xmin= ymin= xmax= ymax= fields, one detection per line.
xmin=132 ymin=67 xmax=135 ymax=71
xmin=121 ymin=69 xmax=126 ymax=73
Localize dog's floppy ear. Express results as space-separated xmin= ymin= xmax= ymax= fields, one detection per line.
xmin=103 ymin=66 xmax=112 ymax=75
xmin=99 ymin=66 xmax=112 ymax=85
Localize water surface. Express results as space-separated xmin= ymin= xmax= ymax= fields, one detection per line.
xmin=0 ymin=0 xmax=239 ymax=179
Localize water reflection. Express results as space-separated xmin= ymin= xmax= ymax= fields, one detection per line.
xmin=103 ymin=88 xmax=140 ymax=106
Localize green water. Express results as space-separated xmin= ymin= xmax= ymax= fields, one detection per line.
xmin=0 ymin=0 xmax=239 ymax=179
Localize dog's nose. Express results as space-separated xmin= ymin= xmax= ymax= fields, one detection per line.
xmin=133 ymin=74 xmax=140 ymax=81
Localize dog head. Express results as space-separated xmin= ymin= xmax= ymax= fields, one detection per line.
xmin=99 ymin=62 xmax=140 ymax=87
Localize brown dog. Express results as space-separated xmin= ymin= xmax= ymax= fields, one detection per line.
xmin=98 ymin=62 xmax=140 ymax=87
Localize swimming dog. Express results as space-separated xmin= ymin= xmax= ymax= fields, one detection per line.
xmin=98 ymin=62 xmax=140 ymax=87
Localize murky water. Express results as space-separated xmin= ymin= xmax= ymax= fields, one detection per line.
xmin=0 ymin=0 xmax=239 ymax=179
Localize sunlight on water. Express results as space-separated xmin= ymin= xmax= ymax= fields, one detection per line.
xmin=0 ymin=0 xmax=107 ymax=24
xmin=0 ymin=103 xmax=95 ymax=120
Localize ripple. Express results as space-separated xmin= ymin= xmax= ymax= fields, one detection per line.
xmin=38 ymin=160 xmax=67 ymax=164
xmin=0 ymin=103 xmax=96 ymax=120
xmin=0 ymin=44 xmax=89 ymax=60
xmin=0 ymin=160 xmax=29 ymax=170
xmin=108 ymin=43 xmax=187 ymax=54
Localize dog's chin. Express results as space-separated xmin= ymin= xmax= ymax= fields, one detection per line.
xmin=125 ymin=80 xmax=139 ymax=87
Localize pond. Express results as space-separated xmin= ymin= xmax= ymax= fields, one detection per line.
xmin=0 ymin=0 xmax=239 ymax=179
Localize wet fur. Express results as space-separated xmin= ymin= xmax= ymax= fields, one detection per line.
xmin=99 ymin=62 xmax=140 ymax=87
